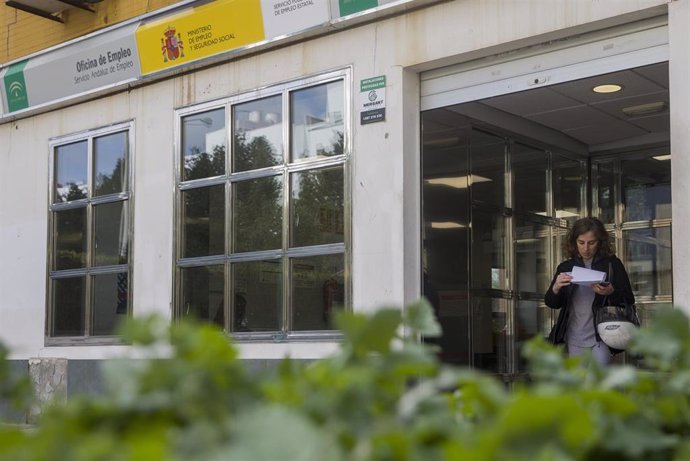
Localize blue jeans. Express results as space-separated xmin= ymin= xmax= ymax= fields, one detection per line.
xmin=567 ymin=341 xmax=611 ymax=367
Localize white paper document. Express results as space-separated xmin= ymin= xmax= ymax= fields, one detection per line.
xmin=569 ymin=266 xmax=606 ymax=285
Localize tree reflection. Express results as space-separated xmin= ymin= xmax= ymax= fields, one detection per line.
xmin=184 ymin=145 xmax=225 ymax=180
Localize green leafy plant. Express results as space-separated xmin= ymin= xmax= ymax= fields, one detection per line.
xmin=2 ymin=303 xmax=690 ymax=460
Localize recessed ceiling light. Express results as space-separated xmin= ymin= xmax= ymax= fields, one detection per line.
xmin=430 ymin=222 xmax=466 ymax=229
xmin=652 ymin=154 xmax=672 ymax=161
xmin=592 ymin=84 xmax=623 ymax=94
xmin=424 ymin=175 xmax=492 ymax=189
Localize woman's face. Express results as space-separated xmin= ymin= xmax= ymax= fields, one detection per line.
xmin=576 ymin=230 xmax=599 ymax=262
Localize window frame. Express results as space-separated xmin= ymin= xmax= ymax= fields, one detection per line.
xmin=46 ymin=121 xmax=135 ymax=345
xmin=174 ymin=68 xmax=351 ymax=341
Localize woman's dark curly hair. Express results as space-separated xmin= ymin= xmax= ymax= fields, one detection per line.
xmin=563 ymin=217 xmax=613 ymax=259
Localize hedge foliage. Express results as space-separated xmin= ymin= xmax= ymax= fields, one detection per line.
xmin=2 ymin=301 xmax=690 ymax=460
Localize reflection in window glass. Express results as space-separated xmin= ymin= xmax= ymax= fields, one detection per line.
xmin=233 ymin=95 xmax=282 ymax=171
xmin=291 ymin=81 xmax=344 ymax=161
xmin=232 ymin=261 xmax=282 ymax=332
xmin=54 ymin=207 xmax=87 ymax=270
xmin=94 ymin=201 xmax=128 ymax=266
xmin=594 ymin=161 xmax=615 ymax=225
xmin=517 ymin=300 xmax=542 ymax=372
xmin=94 ymin=131 xmax=128 ymax=196
xmin=552 ymin=154 xmax=583 ymax=224
xmin=182 ymin=185 xmax=225 ymax=258
xmin=470 ymin=130 xmax=505 ymax=207
xmin=471 ymin=297 xmax=507 ymax=374
xmin=55 ymin=141 xmax=88 ymax=202
xmin=622 ymin=156 xmax=671 ymax=221
xmin=92 ymin=272 xmax=128 ymax=335
xmin=515 ymin=219 xmax=549 ymax=294
xmin=291 ymin=254 xmax=344 ymax=331
xmin=53 ymin=277 xmax=85 ymax=336
xmin=624 ymin=227 xmax=672 ymax=297
xmin=233 ymin=176 xmax=282 ymax=253
xmin=182 ymin=109 xmax=226 ymax=181
xmin=181 ymin=265 xmax=225 ymax=328
xmin=291 ymin=167 xmax=344 ymax=247
xmin=471 ymin=210 xmax=508 ymax=290
xmin=512 ymin=143 xmax=547 ymax=215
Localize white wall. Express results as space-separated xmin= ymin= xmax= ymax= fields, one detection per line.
xmin=0 ymin=0 xmax=671 ymax=360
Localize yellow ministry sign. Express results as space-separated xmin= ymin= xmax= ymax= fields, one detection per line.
xmin=135 ymin=0 xmax=265 ymax=75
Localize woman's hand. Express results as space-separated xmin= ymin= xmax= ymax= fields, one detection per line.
xmin=592 ymin=282 xmax=614 ymax=296
xmin=552 ymin=272 xmax=573 ymax=295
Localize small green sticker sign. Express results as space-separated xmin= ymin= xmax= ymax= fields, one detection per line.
xmin=3 ymin=60 xmax=29 ymax=112
xmin=359 ymin=75 xmax=386 ymax=124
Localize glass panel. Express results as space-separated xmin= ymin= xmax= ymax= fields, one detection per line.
xmin=553 ymin=154 xmax=583 ymax=224
xmin=515 ymin=218 xmax=549 ymax=294
xmin=92 ymin=272 xmax=128 ymax=335
xmin=182 ymin=108 xmax=226 ymax=181
xmin=512 ymin=143 xmax=547 ymax=215
xmin=624 ymin=227 xmax=672 ymax=297
xmin=471 ymin=209 xmax=508 ymax=290
xmin=53 ymin=276 xmax=85 ymax=336
xmin=232 ymin=176 xmax=282 ymax=252
xmin=471 ymin=297 xmax=508 ymax=374
xmin=182 ymin=185 xmax=225 ymax=258
xmin=291 ymin=253 xmax=344 ymax=331
xmin=291 ymin=80 xmax=344 ymax=162
xmin=54 ymin=207 xmax=87 ymax=270
xmin=594 ymin=161 xmax=615 ymax=225
xmin=94 ymin=201 xmax=128 ymax=266
xmin=233 ymin=95 xmax=283 ymax=172
xmin=622 ymin=155 xmax=671 ymax=221
xmin=54 ymin=141 xmax=88 ymax=203
xmin=232 ymin=260 xmax=282 ymax=332
xmin=516 ymin=300 xmax=541 ymax=372
xmin=181 ymin=265 xmax=225 ymax=328
xmin=470 ymin=130 xmax=505 ymax=207
xmin=291 ymin=167 xmax=344 ymax=247
xmin=94 ymin=131 xmax=128 ymax=196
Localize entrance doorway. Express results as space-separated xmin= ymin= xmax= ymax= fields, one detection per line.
xmin=421 ymin=62 xmax=672 ymax=374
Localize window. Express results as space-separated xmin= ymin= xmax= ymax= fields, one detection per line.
xmin=48 ymin=122 xmax=133 ymax=341
xmin=175 ymin=70 xmax=349 ymax=338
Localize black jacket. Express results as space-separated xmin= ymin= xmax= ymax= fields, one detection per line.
xmin=544 ymin=252 xmax=635 ymax=345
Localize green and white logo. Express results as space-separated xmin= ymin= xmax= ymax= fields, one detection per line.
xmin=3 ymin=60 xmax=29 ymax=112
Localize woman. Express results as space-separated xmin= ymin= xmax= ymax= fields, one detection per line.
xmin=545 ymin=217 xmax=635 ymax=366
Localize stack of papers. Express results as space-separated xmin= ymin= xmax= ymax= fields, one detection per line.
xmin=568 ymin=266 xmax=606 ymax=285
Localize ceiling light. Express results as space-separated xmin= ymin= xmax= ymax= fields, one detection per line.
xmin=425 ymin=175 xmax=492 ymax=189
xmin=621 ymin=101 xmax=667 ymax=117
xmin=652 ymin=154 xmax=672 ymax=161
xmin=430 ymin=222 xmax=466 ymax=229
xmin=592 ymin=84 xmax=623 ymax=94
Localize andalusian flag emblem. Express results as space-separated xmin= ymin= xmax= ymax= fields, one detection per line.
xmin=3 ymin=60 xmax=29 ymax=112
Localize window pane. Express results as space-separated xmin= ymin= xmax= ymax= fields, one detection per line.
xmin=93 ymin=272 xmax=128 ymax=335
xmin=291 ymin=254 xmax=344 ymax=331
xmin=553 ymin=154 xmax=583 ymax=224
xmin=54 ymin=141 xmax=87 ymax=203
xmin=94 ymin=201 xmax=128 ymax=266
xmin=624 ymin=227 xmax=672 ymax=297
xmin=94 ymin=131 xmax=128 ymax=196
xmin=512 ymin=143 xmax=547 ymax=215
xmin=517 ymin=300 xmax=544 ymax=372
xmin=471 ymin=209 xmax=508 ymax=290
xmin=594 ymin=161 xmax=615 ymax=225
xmin=182 ymin=109 xmax=226 ymax=181
xmin=470 ymin=130 xmax=505 ymax=207
xmin=54 ymin=207 xmax=87 ymax=270
xmin=232 ymin=176 xmax=282 ymax=252
xmin=622 ymin=155 xmax=671 ymax=221
xmin=182 ymin=185 xmax=225 ymax=258
xmin=291 ymin=167 xmax=344 ymax=247
xmin=515 ymin=219 xmax=549 ymax=294
xmin=232 ymin=260 xmax=282 ymax=332
xmin=291 ymin=80 xmax=344 ymax=161
xmin=471 ymin=297 xmax=508 ymax=374
xmin=233 ymin=95 xmax=283 ymax=172
xmin=181 ymin=265 xmax=225 ymax=328
xmin=53 ymin=276 xmax=85 ymax=336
